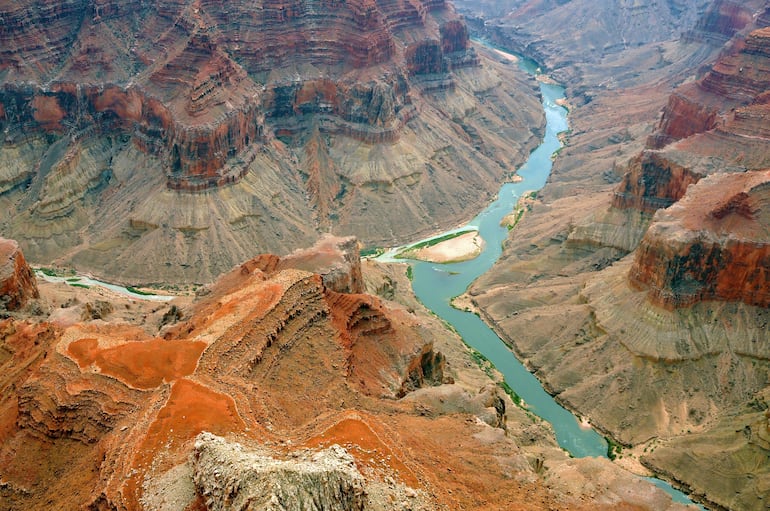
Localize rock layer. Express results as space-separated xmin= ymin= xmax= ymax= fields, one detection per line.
xmin=192 ymin=434 xmax=367 ymax=511
xmin=629 ymin=170 xmax=770 ymax=309
xmin=0 ymin=0 xmax=545 ymax=284
xmin=0 ymin=237 xmax=693 ymax=511
xmin=463 ymin=4 xmax=770 ymax=509
xmin=0 ymin=238 xmax=39 ymax=311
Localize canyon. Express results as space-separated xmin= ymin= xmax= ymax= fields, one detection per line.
xmin=2 ymin=0 xmax=770 ymax=509
xmin=0 ymin=0 xmax=545 ymax=284
xmin=462 ymin=1 xmax=770 ymax=509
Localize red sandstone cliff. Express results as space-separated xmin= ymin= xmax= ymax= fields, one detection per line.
xmin=0 ymin=0 xmax=545 ymax=283
xmin=0 ymin=238 xmax=39 ymax=311
xmin=0 ymin=235 xmax=451 ymax=509
xmin=0 ymin=234 xmax=695 ymax=511
xmin=629 ymin=170 xmax=770 ymax=309
xmin=613 ymin=26 xmax=770 ymax=218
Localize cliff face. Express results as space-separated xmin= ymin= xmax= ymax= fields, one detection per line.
xmin=612 ymin=151 xmax=704 ymax=213
xmin=684 ymin=0 xmax=757 ymax=45
xmin=0 ymin=0 xmax=545 ymax=283
xmin=612 ymin=26 xmax=770 ymax=226
xmin=0 ymin=238 xmax=39 ymax=311
xmin=629 ymin=170 xmax=770 ymax=309
xmin=0 ymin=0 xmax=416 ymax=190
xmin=0 ymin=236 xmax=448 ymax=509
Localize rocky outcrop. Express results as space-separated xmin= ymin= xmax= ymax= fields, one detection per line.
xmin=192 ymin=433 xmax=367 ymax=511
xmin=611 ymin=25 xmax=770 ymax=235
xmin=0 ymin=238 xmax=39 ymax=311
xmin=650 ymin=27 xmax=770 ymax=149
xmin=0 ymin=242 xmax=697 ymax=511
xmin=612 ymin=151 xmax=705 ymax=213
xmin=683 ymin=0 xmax=757 ymax=46
xmin=629 ymin=170 xmax=770 ymax=309
xmin=279 ymin=235 xmax=364 ymax=294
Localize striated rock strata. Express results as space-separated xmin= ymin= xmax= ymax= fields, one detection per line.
xmin=0 ymin=236 xmax=693 ymax=511
xmin=614 ymin=26 xmax=770 ymax=222
xmin=0 ymin=238 xmax=39 ymax=311
xmin=630 ymin=170 xmax=770 ymax=309
xmin=0 ymin=0 xmax=545 ymax=284
xmin=464 ymin=5 xmax=770 ymax=509
xmin=192 ymin=434 xmax=367 ymax=511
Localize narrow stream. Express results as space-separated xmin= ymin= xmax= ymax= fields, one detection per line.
xmin=34 ymin=270 xmax=175 ymax=302
xmin=379 ymin=54 xmax=703 ymax=508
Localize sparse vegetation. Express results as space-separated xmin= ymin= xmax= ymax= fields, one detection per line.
xmin=606 ymin=437 xmax=623 ymax=460
xmin=503 ymin=191 xmax=538 ymax=231
xmin=499 ymin=380 xmax=523 ymax=407
xmin=36 ymin=267 xmax=75 ymax=278
xmin=470 ymin=348 xmax=525 ymax=409
xmin=359 ymin=247 xmax=385 ymax=258
xmin=70 ymin=283 xmax=90 ymax=289
xmin=394 ymin=230 xmax=473 ymax=259
xmin=126 ymin=286 xmax=154 ymax=296
xmin=405 ymin=265 xmax=413 ymax=281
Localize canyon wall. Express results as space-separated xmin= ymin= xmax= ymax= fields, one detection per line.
xmin=466 ymin=3 xmax=770 ymax=509
xmin=629 ymin=171 xmax=770 ymax=309
xmin=0 ymin=0 xmax=545 ymax=283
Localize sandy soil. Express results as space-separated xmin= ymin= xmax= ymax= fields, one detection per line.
xmin=411 ymin=231 xmax=485 ymax=263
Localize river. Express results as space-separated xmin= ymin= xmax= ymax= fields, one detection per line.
xmin=379 ymin=53 xmax=703 ymax=508
xmin=34 ymin=270 xmax=175 ymax=302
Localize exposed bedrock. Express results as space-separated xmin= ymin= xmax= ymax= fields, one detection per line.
xmin=612 ymin=151 xmax=704 ymax=214
xmin=0 ymin=238 xmax=39 ymax=312
xmin=0 ymin=0 xmax=480 ymax=192
xmin=192 ymin=434 xmax=367 ymax=511
xmin=0 ymin=0 xmax=542 ymax=283
xmin=608 ymin=25 xmax=770 ymax=243
xmin=650 ymin=26 xmax=770 ymax=150
xmin=629 ymin=170 xmax=770 ymax=310
xmin=684 ymin=0 xmax=758 ymax=46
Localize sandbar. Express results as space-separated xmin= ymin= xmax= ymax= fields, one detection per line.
xmin=410 ymin=231 xmax=485 ymax=263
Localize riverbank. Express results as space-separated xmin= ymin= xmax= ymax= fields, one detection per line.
xmin=402 ymin=231 xmax=485 ymax=264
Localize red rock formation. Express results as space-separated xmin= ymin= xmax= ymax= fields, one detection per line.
xmin=684 ymin=0 xmax=756 ymax=46
xmin=612 ymin=151 xmax=704 ymax=213
xmin=0 ymin=238 xmax=454 ymax=509
xmin=0 ymin=238 xmax=39 ymax=311
xmin=650 ymin=27 xmax=770 ymax=150
xmin=0 ymin=0 xmax=478 ymax=192
xmin=615 ymin=26 xmax=770 ymax=218
xmin=279 ymin=234 xmax=364 ymax=294
xmin=629 ymin=170 xmax=770 ymax=309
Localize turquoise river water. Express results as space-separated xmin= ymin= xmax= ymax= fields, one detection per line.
xmin=379 ymin=59 xmax=703 ymax=508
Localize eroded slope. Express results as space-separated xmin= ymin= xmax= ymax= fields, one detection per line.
xmin=0 ymin=0 xmax=544 ymax=284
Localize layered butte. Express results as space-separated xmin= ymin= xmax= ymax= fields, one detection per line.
xmin=0 ymin=0 xmax=544 ymax=283
xmin=630 ymin=170 xmax=770 ymax=309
